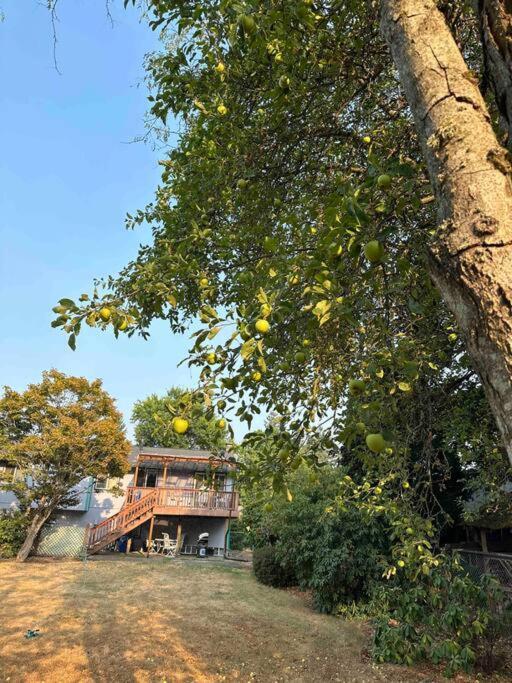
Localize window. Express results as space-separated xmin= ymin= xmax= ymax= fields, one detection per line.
xmin=94 ymin=476 xmax=109 ymax=492
xmin=194 ymin=472 xmax=226 ymax=490
xmin=0 ymin=462 xmax=16 ymax=481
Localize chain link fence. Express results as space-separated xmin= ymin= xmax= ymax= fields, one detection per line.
xmin=35 ymin=522 xmax=88 ymax=559
xmin=457 ymin=550 xmax=512 ymax=592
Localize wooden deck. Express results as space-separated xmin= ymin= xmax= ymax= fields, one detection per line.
xmin=125 ymin=486 xmax=239 ymax=518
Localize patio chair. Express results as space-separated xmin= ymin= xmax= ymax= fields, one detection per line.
xmin=161 ymin=536 xmax=178 ymax=557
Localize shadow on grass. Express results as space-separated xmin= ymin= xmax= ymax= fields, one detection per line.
xmin=0 ymin=557 xmax=215 ymax=683
xmin=0 ymin=555 xmax=461 ymax=683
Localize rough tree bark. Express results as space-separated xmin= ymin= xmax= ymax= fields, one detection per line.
xmin=16 ymin=507 xmax=53 ymax=562
xmin=380 ymin=0 xmax=512 ymax=463
xmin=478 ymin=0 xmax=512 ymax=145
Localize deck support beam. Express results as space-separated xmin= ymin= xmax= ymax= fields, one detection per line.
xmin=146 ymin=514 xmax=155 ymax=558
xmin=176 ymin=522 xmax=182 ymax=554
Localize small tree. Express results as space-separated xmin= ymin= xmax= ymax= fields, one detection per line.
xmin=132 ymin=386 xmax=227 ymax=451
xmin=0 ymin=369 xmax=130 ymax=561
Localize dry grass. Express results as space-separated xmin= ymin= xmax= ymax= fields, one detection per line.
xmin=0 ymin=556 xmax=507 ymax=683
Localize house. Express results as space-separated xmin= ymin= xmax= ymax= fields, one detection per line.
xmin=0 ymin=447 xmax=240 ymax=558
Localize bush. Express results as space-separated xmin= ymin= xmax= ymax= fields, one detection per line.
xmin=372 ymin=558 xmax=510 ymax=677
xmin=307 ymin=507 xmax=387 ymax=613
xmin=0 ymin=510 xmax=28 ymax=558
xmin=253 ymin=545 xmax=295 ymax=588
xmin=243 ymin=467 xmax=388 ymax=612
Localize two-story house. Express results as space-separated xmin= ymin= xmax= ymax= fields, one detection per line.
xmin=0 ymin=447 xmax=239 ymax=558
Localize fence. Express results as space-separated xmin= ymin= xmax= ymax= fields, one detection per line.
xmin=35 ymin=522 xmax=88 ymax=559
xmin=457 ymin=549 xmax=512 ymax=591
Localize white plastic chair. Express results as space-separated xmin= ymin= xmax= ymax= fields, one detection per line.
xmin=162 ymin=535 xmax=178 ymax=557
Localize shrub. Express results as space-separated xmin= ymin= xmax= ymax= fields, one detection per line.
xmin=306 ymin=507 xmax=387 ymax=613
xmin=253 ymin=545 xmax=295 ymax=588
xmin=372 ymin=558 xmax=510 ymax=677
xmin=0 ymin=510 xmax=28 ymax=558
xmin=242 ymin=468 xmax=389 ymax=611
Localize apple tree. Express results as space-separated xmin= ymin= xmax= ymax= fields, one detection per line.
xmin=53 ymin=0 xmax=509 ymax=478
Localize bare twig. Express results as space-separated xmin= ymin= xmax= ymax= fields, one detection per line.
xmin=43 ymin=0 xmax=62 ymax=74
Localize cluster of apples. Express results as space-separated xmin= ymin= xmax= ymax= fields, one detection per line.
xmin=171 ymin=415 xmax=226 ymax=435
xmin=348 ymin=379 xmax=386 ymax=453
xmin=97 ymin=306 xmax=128 ymax=331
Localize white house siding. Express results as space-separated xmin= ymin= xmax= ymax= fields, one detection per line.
xmin=0 ymin=490 xmax=18 ymax=511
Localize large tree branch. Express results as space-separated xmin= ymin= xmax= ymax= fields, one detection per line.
xmin=380 ymin=0 xmax=512 ymax=463
xmin=478 ymin=0 xmax=512 ymax=146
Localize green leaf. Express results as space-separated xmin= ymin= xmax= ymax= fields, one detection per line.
xmin=240 ymin=338 xmax=257 ymax=360
xmin=207 ymin=326 xmax=221 ymax=339
xmin=68 ymin=334 xmax=76 ymax=351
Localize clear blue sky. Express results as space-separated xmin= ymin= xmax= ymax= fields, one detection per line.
xmin=0 ymin=2 xmax=256 ymax=440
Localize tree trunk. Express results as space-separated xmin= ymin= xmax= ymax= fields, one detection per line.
xmin=480 ymin=526 xmax=489 ymax=552
xmin=16 ymin=508 xmax=52 ymax=562
xmin=478 ymin=0 xmax=512 ymax=145
xmin=380 ymin=0 xmax=512 ymax=464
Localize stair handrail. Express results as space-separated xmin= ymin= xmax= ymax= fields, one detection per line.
xmin=87 ymin=488 xmax=158 ymax=548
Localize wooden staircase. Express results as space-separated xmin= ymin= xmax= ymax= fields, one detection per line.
xmin=86 ymin=489 xmax=158 ymax=555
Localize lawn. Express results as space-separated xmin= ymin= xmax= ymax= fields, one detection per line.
xmin=0 ymin=556 xmax=507 ymax=683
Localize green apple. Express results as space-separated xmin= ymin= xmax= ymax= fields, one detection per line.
xmin=366 ymin=433 xmax=386 ymax=453
xmin=238 ymin=14 xmax=256 ymax=34
xmin=172 ymin=417 xmax=189 ymax=435
xmin=377 ymin=174 xmax=392 ymax=190
xmin=255 ymin=319 xmax=270 ymax=334
xmin=99 ymin=307 xmax=111 ymax=322
xmin=348 ymin=379 xmax=366 ymax=395
xmin=364 ymin=240 xmax=384 ymax=263
xmin=278 ymin=75 xmax=290 ymax=91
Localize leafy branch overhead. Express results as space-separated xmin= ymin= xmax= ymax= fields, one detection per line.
xmin=52 ymin=1 xmax=498 ymax=483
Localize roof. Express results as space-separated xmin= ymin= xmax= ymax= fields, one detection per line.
xmin=128 ymin=446 xmax=229 ymax=466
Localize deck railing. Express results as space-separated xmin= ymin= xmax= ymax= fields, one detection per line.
xmin=125 ymin=486 xmax=238 ymax=511
xmin=87 ymin=489 xmax=158 ymax=549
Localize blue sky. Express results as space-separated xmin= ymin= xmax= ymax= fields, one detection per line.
xmin=0 ymin=2 xmax=256 ymax=440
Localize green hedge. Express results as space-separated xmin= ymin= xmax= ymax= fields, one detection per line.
xmin=253 ymin=545 xmax=296 ymax=588
xmin=0 ymin=510 xmax=28 ymax=558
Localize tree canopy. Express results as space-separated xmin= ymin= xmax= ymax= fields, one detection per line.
xmin=132 ymin=386 xmax=228 ymax=450
xmin=52 ymin=0 xmax=510 ymax=493
xmin=0 ymin=369 xmax=130 ymax=560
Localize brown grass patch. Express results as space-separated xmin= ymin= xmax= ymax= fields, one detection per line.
xmin=0 ymin=557 xmax=508 ymax=683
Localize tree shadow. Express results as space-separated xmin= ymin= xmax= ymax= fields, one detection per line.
xmin=0 ymin=557 xmax=215 ymax=682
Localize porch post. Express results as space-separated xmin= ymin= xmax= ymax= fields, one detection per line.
xmin=146 ymin=515 xmax=155 ymax=558
xmin=162 ymin=462 xmax=168 ymax=487
xmin=480 ymin=528 xmax=489 ymax=553
xmin=176 ymin=522 xmax=182 ymax=554
xmin=133 ymin=459 xmax=140 ymax=488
